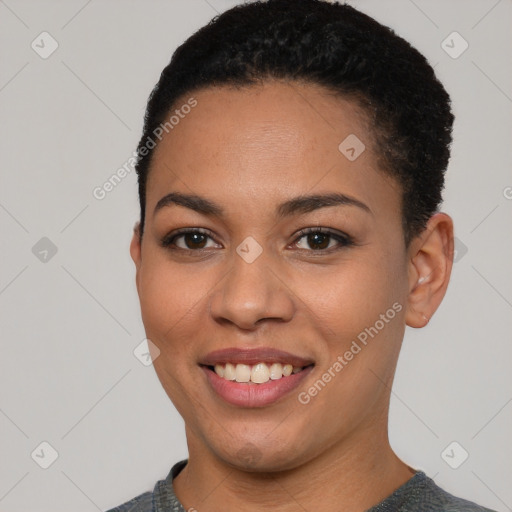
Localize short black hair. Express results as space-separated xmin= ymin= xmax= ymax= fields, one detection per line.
xmin=134 ymin=0 xmax=454 ymax=247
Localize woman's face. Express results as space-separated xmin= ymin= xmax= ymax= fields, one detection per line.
xmin=131 ymin=80 xmax=416 ymax=471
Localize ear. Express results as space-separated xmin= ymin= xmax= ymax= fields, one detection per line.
xmin=405 ymin=212 xmax=454 ymax=328
xmin=129 ymin=221 xmax=142 ymax=296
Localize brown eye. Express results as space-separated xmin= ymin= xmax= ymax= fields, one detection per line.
xmin=179 ymin=232 xmax=208 ymax=249
xmin=161 ymin=229 xmax=218 ymax=251
xmin=294 ymin=228 xmax=354 ymax=252
xmin=305 ymin=232 xmax=330 ymax=250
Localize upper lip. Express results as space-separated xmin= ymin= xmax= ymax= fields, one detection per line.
xmin=199 ymin=347 xmax=315 ymax=367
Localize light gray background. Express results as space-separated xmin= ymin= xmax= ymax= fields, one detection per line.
xmin=0 ymin=0 xmax=511 ymax=511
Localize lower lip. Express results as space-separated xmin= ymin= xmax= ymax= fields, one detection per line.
xmin=201 ymin=365 xmax=314 ymax=408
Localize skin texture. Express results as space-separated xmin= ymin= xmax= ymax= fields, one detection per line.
xmin=130 ymin=80 xmax=454 ymax=512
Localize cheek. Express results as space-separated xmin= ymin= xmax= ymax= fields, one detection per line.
xmin=137 ymin=255 xmax=208 ymax=376
xmin=301 ymin=247 xmax=408 ymax=386
xmin=138 ymin=251 xmax=207 ymax=333
xmin=291 ymin=257 xmax=406 ymax=439
xmin=137 ymin=254 xmax=212 ymax=413
xmin=308 ymin=255 xmax=404 ymax=332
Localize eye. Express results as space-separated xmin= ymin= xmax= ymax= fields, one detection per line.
xmin=160 ymin=228 xmax=219 ymax=251
xmin=293 ymin=227 xmax=354 ymax=252
xmin=160 ymin=227 xmax=354 ymax=253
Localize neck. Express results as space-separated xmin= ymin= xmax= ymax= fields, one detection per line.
xmin=173 ymin=418 xmax=415 ymax=512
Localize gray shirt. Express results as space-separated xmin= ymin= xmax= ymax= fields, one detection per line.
xmin=106 ymin=459 xmax=497 ymax=512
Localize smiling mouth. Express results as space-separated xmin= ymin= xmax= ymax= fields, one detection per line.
xmin=201 ymin=362 xmax=315 ymax=384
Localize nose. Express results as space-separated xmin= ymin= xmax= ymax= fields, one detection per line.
xmin=209 ymin=248 xmax=295 ymax=331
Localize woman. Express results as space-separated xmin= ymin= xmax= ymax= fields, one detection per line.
xmin=108 ymin=0 xmax=496 ymax=510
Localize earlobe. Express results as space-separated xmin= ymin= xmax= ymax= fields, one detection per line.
xmin=404 ymin=213 xmax=454 ymax=328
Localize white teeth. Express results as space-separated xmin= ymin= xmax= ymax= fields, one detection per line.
xmin=212 ymin=362 xmax=305 ymax=383
xmin=235 ymin=364 xmax=251 ymax=382
xmin=282 ymin=364 xmax=293 ymax=376
xmin=251 ymin=363 xmax=270 ymax=384
xmin=223 ymin=363 xmax=236 ymax=380
xmin=214 ymin=364 xmax=224 ymax=378
xmin=269 ymin=363 xmax=283 ymax=380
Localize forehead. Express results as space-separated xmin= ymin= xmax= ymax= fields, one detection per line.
xmin=145 ymin=80 xmax=400 ymax=220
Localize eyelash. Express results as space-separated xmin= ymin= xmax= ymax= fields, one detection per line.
xmin=160 ymin=227 xmax=355 ymax=254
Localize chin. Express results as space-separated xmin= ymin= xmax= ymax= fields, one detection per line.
xmin=216 ymin=440 xmax=309 ymax=473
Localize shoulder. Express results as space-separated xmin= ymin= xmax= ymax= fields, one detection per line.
xmin=367 ymin=471 xmax=498 ymax=512
xmin=104 ymin=460 xmax=188 ymax=512
xmin=421 ymin=476 xmax=497 ymax=512
xmin=104 ymin=491 xmax=154 ymax=512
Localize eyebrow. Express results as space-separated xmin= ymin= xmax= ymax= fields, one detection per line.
xmin=153 ymin=191 xmax=372 ymax=218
